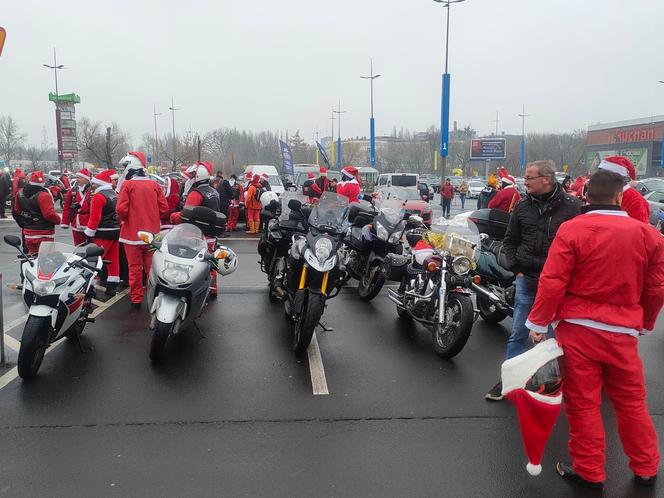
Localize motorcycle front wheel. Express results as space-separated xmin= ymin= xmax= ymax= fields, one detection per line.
xmin=432 ymin=293 xmax=473 ymax=359
xmin=18 ymin=315 xmax=51 ymax=379
xmin=293 ymin=292 xmax=325 ymax=357
xmin=357 ymin=263 xmax=386 ymax=302
xmin=476 ymin=293 xmax=508 ymax=324
xmin=150 ymin=320 xmax=172 ymax=363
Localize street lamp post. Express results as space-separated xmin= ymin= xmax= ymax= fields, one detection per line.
xmin=329 ymin=113 xmax=336 ymax=166
xmin=43 ymin=48 xmax=65 ymax=168
xmin=361 ymin=59 xmax=381 ymax=168
xmin=168 ymin=97 xmax=180 ymax=172
xmin=518 ymin=104 xmax=530 ymax=171
xmin=433 ymin=0 xmax=465 ymax=181
xmin=153 ymin=105 xmax=161 ymax=170
xmin=333 ymin=101 xmax=346 ymax=168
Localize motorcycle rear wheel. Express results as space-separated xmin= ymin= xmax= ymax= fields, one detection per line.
xmin=150 ymin=320 xmax=172 ymax=363
xmin=293 ymin=292 xmax=324 ymax=357
xmin=477 ymin=293 xmax=508 ymax=324
xmin=17 ymin=316 xmax=51 ymax=380
xmin=432 ymin=293 xmax=474 ymax=359
xmin=357 ymin=264 xmax=386 ymax=302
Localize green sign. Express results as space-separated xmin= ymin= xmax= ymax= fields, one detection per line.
xmin=48 ymin=92 xmax=81 ymax=104
xmin=586 ymin=147 xmax=649 ymax=176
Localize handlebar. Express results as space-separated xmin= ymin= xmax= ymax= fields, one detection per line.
xmin=69 ymin=259 xmax=99 ymax=273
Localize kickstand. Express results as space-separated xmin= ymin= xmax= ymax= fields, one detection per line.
xmin=317 ymin=321 xmax=333 ymax=333
xmin=193 ymin=321 xmax=206 ymax=339
xmin=73 ymin=333 xmax=88 ymax=353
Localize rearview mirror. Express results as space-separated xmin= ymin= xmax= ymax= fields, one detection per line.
xmin=85 ymin=245 xmax=105 ymax=258
xmin=3 ymin=235 xmax=21 ymax=248
xmin=214 ymin=248 xmax=230 ymax=260
xmin=137 ymin=231 xmax=154 ymax=244
xmin=288 ymin=199 xmax=302 ymax=211
xmin=407 ymin=215 xmax=424 ymax=226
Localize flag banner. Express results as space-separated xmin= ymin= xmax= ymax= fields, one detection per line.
xmin=316 ymin=141 xmax=331 ymax=169
xmin=278 ymin=140 xmax=294 ymax=177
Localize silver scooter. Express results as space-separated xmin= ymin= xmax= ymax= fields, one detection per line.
xmin=138 ymin=223 xmax=237 ymax=362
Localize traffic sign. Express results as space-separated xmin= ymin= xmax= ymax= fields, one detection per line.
xmin=470 ymin=138 xmax=506 ymax=160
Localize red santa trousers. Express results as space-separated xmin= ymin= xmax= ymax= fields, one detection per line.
xmin=124 ymin=244 xmax=153 ymax=303
xmin=227 ymin=205 xmax=239 ymax=230
xmin=24 ymin=232 xmax=55 ymax=255
xmin=556 ymin=321 xmax=659 ymax=483
xmin=72 ymin=230 xmax=87 ymax=247
xmin=247 ymin=208 xmax=261 ymax=224
xmin=92 ymin=238 xmax=120 ymax=283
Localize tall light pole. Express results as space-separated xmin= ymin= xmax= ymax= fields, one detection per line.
xmin=329 ymin=113 xmax=336 ymax=166
xmin=333 ymin=101 xmax=346 ymax=168
xmin=43 ymin=48 xmax=65 ymax=168
xmin=433 ymin=0 xmax=466 ymax=181
xmin=492 ymin=111 xmax=499 ymax=136
xmin=168 ymin=97 xmax=180 ymax=171
xmin=518 ymin=104 xmax=530 ymax=171
xmin=153 ymin=105 xmax=161 ymax=170
xmin=361 ymin=59 xmax=381 ymax=168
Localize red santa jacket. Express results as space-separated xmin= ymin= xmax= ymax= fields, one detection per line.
xmin=169 ymin=190 xmax=205 ymax=225
xmin=336 ymin=179 xmax=360 ymax=203
xmin=84 ymin=186 xmax=120 ymax=239
xmin=526 ymin=208 xmax=664 ymax=335
xmin=622 ymin=185 xmax=650 ymax=224
xmin=116 ymin=177 xmax=169 ymax=244
xmin=61 ymin=185 xmax=91 ymax=231
xmin=488 ymin=186 xmax=521 ymax=212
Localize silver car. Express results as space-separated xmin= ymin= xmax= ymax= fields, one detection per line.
xmin=643 ymin=191 xmax=664 ymax=226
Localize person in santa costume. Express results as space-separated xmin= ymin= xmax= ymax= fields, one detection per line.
xmin=336 ymin=166 xmax=361 ymax=203
xmin=526 ymin=170 xmax=664 ymax=489
xmin=84 ymin=170 xmax=121 ymax=296
xmin=226 ymin=174 xmax=243 ymax=231
xmin=12 ymin=168 xmax=25 ymax=197
xmin=244 ymin=174 xmax=263 ymax=234
xmin=13 ymin=171 xmax=61 ymax=254
xmin=160 ymin=176 xmax=181 ymax=230
xmin=309 ymin=167 xmax=328 ymax=200
xmin=61 ymin=168 xmax=93 ymax=246
xmin=598 ymin=155 xmax=650 ymax=223
xmin=488 ymin=167 xmax=521 ymax=212
xmin=116 ymin=152 xmax=169 ymax=307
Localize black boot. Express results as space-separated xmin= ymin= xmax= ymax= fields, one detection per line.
xmin=105 ymin=282 xmax=117 ymax=297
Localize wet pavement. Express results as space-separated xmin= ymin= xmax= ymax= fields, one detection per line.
xmin=0 ymin=211 xmax=662 ymax=497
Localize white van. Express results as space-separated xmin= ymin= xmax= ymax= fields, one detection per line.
xmin=375 ymin=173 xmax=419 ymax=191
xmin=244 ymin=165 xmax=285 ymax=195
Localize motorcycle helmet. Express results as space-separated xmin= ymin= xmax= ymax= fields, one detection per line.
xmin=215 ymin=246 xmax=238 ymax=276
xmin=260 ymin=190 xmax=279 ymax=207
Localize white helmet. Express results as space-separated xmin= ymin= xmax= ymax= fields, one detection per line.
xmin=215 ymin=246 xmax=238 ymax=276
xmin=260 ymin=190 xmax=279 ymax=207
xmin=191 ymin=162 xmax=212 ymax=183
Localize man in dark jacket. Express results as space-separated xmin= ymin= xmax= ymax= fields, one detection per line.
xmin=0 ymin=170 xmax=10 ymax=218
xmin=485 ymin=159 xmax=581 ymax=401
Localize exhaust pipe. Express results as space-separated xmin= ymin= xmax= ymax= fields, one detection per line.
xmin=387 ymin=288 xmax=402 ymax=306
xmin=471 ymin=283 xmax=510 ymax=312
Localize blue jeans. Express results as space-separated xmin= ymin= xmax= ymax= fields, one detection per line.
xmin=441 ymin=198 xmax=451 ymax=217
xmin=505 ymin=275 xmax=552 ymax=359
xmin=459 ymin=193 xmax=466 ymax=209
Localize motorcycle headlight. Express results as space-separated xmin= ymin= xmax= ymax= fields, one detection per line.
xmin=314 ymin=238 xmax=333 ymax=262
xmin=452 ymin=256 xmax=471 ymax=275
xmin=32 ymin=279 xmax=56 ymax=296
xmin=161 ymin=261 xmax=193 ymax=284
xmin=375 ymin=222 xmax=389 ymax=241
xmin=388 ymin=229 xmax=403 ymax=245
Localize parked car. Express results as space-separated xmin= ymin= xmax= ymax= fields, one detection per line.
xmin=375 ymin=173 xmax=419 ymax=191
xmin=244 ymin=164 xmax=285 ymax=195
xmin=449 ymin=176 xmax=464 ymax=192
xmin=643 ymin=191 xmax=664 ymax=226
xmin=635 ymin=178 xmax=664 ymax=196
xmin=374 ymin=187 xmax=432 ymax=226
xmin=467 ymin=180 xmax=485 ymax=199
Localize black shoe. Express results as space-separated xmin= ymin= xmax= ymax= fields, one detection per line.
xmin=485 ymin=381 xmax=504 ymax=401
xmin=634 ymin=474 xmax=657 ymax=487
xmin=105 ymin=283 xmax=117 ymax=297
xmin=556 ymin=462 xmax=604 ymax=489
xmin=131 ymin=301 xmax=142 ymax=309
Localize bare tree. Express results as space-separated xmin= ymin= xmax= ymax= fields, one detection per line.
xmin=0 ymin=116 xmax=27 ymax=165
xmin=77 ymin=118 xmax=131 ymax=168
xmin=23 ymin=145 xmax=47 ymax=170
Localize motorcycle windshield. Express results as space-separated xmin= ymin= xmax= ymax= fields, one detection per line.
xmin=37 ymin=242 xmax=75 ymax=279
xmin=308 ymin=191 xmax=349 ymax=232
xmin=377 ymin=187 xmax=410 ymax=225
xmin=162 ymin=224 xmax=207 ymax=259
xmin=426 ymin=212 xmax=480 ymax=260
xmin=279 ymin=191 xmax=310 ymax=222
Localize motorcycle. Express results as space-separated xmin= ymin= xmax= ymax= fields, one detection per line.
xmin=138 ymin=207 xmax=238 ymax=363
xmin=386 ymin=214 xmax=478 ymax=359
xmin=283 ymin=191 xmax=349 ymax=356
xmin=467 ymin=209 xmax=515 ymax=323
xmin=340 ymin=191 xmax=407 ymax=301
xmin=258 ymin=192 xmax=311 ymax=301
xmin=3 ymin=235 xmax=104 ymax=379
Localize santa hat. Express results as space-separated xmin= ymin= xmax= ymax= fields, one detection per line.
xmin=497 ymin=166 xmax=516 ymax=186
xmin=108 ymin=169 xmax=119 ymax=181
xmin=261 ymin=173 xmax=269 ymax=179
xmin=29 ymin=171 xmax=46 ymax=186
xmin=252 ymin=174 xmax=261 ymax=184
xmin=307 ymin=172 xmax=315 ymax=179
xmin=76 ymin=168 xmax=92 ymax=181
xmin=199 ymin=161 xmax=214 ymax=176
xmin=598 ymin=155 xmax=636 ymax=181
xmin=245 ymin=172 xmax=252 ymax=180
xmin=502 ymin=339 xmax=564 ymax=476
xmin=91 ymin=169 xmax=114 ymax=187
xmin=342 ymin=165 xmax=358 ymax=180
xmin=165 ymin=177 xmax=179 ymax=197
xmin=320 ymin=166 xmax=327 ymax=176
xmin=128 ymin=151 xmax=147 ymax=168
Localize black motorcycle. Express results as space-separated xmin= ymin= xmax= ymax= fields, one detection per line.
xmin=283 ymin=192 xmax=349 ymax=356
xmin=387 ymin=215 xmax=477 ymax=359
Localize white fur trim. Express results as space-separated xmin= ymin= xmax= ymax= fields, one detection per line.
xmin=501 ymin=338 xmax=564 ymax=395
xmin=91 ymin=178 xmax=112 ymax=187
xmin=106 ymin=276 xmax=121 ymax=283
xmin=598 ymin=159 xmax=629 ymax=178
xmin=525 ymin=319 xmax=548 ymax=334
xmin=60 ymin=224 xmax=70 ymax=229
xmin=582 ymin=210 xmax=628 ymax=217
xmin=29 ymin=181 xmax=45 ymax=186
xmin=119 ymin=238 xmax=146 ymax=245
xmin=526 ymin=463 xmax=542 ymax=476
xmin=563 ymin=318 xmax=638 ymax=337
xmin=84 ymin=228 xmax=96 ymax=238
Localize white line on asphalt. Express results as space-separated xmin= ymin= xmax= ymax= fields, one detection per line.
xmin=0 ymin=289 xmax=129 ymax=390
xmin=2 ymin=334 xmax=20 ymax=352
xmin=91 ymin=298 xmax=105 ymax=307
xmin=307 ymin=332 xmax=329 ymax=395
xmin=3 ymin=315 xmax=28 ymax=335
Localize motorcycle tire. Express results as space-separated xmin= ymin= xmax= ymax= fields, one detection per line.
xmin=293 ymin=292 xmax=324 ymax=357
xmin=432 ymin=293 xmax=474 ymax=359
xmin=357 ymin=264 xmax=386 ymax=302
xmin=149 ymin=320 xmax=172 ymax=363
xmin=477 ymin=293 xmax=508 ymax=324
xmin=17 ymin=315 xmax=51 ymax=380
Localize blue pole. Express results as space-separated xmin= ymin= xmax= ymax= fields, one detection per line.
xmin=660 ymin=133 xmax=664 ymax=167
xmin=337 ymin=137 xmax=342 ymax=167
xmin=370 ymin=117 xmax=376 ymax=167
xmin=520 ymin=138 xmax=526 ymax=170
xmin=440 ymin=73 xmax=451 ymax=159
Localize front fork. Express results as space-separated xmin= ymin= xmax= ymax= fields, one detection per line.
xmin=298 ymin=265 xmax=330 ymax=295
xmin=438 ymin=264 xmax=448 ymax=324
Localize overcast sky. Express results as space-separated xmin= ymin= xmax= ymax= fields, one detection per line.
xmin=2 ymin=0 xmax=664 ymax=146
